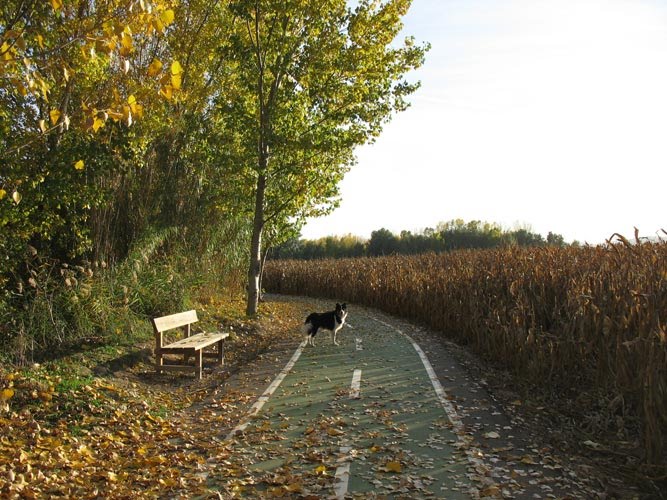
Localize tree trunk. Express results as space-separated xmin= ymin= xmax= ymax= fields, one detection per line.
xmin=246 ymin=172 xmax=266 ymax=316
xmin=258 ymin=244 xmax=270 ymax=302
xmin=247 ymin=3 xmax=268 ymax=317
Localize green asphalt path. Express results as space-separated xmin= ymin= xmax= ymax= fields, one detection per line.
xmin=226 ymin=310 xmax=473 ymax=498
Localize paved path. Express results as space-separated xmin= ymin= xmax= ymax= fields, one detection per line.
xmin=227 ymin=311 xmax=475 ymax=498
xmin=220 ymin=298 xmax=597 ymax=499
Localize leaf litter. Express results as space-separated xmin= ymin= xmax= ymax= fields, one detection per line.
xmin=1 ymin=295 xmax=661 ymax=498
xmin=0 ymin=295 xmax=314 ymax=498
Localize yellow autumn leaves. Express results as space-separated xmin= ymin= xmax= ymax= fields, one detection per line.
xmin=380 ymin=460 xmax=402 ymax=473
xmin=8 ymin=376 xmax=215 ymax=493
xmin=7 ymin=0 xmax=179 ymax=136
xmin=119 ymin=31 xmax=134 ymax=58
xmin=147 ymin=58 xmax=163 ymax=77
xmin=0 ymin=389 xmax=14 ymax=413
xmin=1 ymin=373 xmax=17 ymax=412
xmin=0 ymin=0 xmax=185 ymax=212
xmin=1 ymin=388 xmax=14 ymax=402
xmin=47 ymin=0 xmax=174 ymax=27
xmin=158 ymin=8 xmax=176 ymax=29
xmin=76 ymin=65 xmax=177 ymax=137
xmin=0 ymin=41 xmax=16 ymax=63
xmin=49 ymin=109 xmax=60 ymax=125
xmin=77 ymin=56 xmax=181 ymax=135
xmin=159 ymin=60 xmax=184 ymax=101
xmin=0 ymin=190 xmax=19 ymax=204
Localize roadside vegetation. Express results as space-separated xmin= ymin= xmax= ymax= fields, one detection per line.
xmin=264 ymin=234 xmax=667 ymax=482
xmin=1 ymin=0 xmax=427 ymax=322
xmin=0 ymin=222 xmax=249 ymax=364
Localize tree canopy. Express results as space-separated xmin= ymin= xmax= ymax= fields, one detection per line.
xmin=216 ymin=0 xmax=427 ymax=314
xmin=1 ymin=0 xmax=426 ymax=317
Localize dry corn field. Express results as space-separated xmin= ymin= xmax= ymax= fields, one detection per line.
xmin=264 ymin=240 xmax=667 ymax=471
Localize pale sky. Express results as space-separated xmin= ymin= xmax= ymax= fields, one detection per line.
xmin=301 ymin=0 xmax=667 ymax=244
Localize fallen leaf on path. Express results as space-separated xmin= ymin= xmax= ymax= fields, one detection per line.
xmin=492 ymin=446 xmax=513 ymax=453
xmin=480 ymin=485 xmax=502 ymax=497
xmin=380 ymin=461 xmax=402 ymax=473
xmin=583 ymin=440 xmax=601 ymax=449
xmin=314 ymin=465 xmax=327 ymax=475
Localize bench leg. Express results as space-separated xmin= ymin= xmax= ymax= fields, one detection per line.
xmin=156 ymin=350 xmax=163 ymax=374
xmin=195 ymin=350 xmax=203 ymax=379
xmin=217 ymin=339 xmax=224 ymax=366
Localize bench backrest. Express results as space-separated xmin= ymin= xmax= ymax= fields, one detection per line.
xmin=152 ymin=310 xmax=199 ymax=333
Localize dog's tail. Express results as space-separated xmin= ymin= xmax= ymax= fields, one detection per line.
xmin=302 ymin=321 xmax=313 ymax=336
xmin=302 ymin=314 xmax=315 ymax=336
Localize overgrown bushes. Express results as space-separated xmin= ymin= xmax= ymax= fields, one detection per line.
xmin=0 ymin=224 xmax=249 ymax=365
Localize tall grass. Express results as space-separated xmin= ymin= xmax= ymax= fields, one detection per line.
xmin=1 ymin=223 xmax=249 ymax=365
xmin=264 ymin=239 xmax=667 ymax=467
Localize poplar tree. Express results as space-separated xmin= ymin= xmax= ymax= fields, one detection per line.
xmin=223 ymin=0 xmax=427 ymax=315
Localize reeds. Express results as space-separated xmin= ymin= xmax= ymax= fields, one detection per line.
xmin=1 ymin=223 xmax=249 ymax=365
xmin=264 ymin=239 xmax=667 ymax=466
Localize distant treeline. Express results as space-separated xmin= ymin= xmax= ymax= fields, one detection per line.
xmin=270 ymin=219 xmax=570 ymax=260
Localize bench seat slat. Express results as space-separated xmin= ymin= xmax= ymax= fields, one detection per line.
xmin=162 ymin=331 xmax=229 ymax=350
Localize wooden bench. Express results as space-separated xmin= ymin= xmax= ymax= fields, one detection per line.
xmin=151 ymin=310 xmax=229 ymax=379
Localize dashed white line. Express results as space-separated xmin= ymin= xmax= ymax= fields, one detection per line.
xmin=226 ymin=340 xmax=307 ymax=440
xmin=334 ymin=444 xmax=352 ymax=500
xmin=355 ymin=336 xmax=363 ymax=350
xmin=350 ymin=369 xmax=362 ymax=399
xmin=334 ymin=368 xmax=362 ymax=499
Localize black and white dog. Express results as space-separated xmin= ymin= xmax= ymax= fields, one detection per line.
xmin=302 ymin=303 xmax=348 ymax=346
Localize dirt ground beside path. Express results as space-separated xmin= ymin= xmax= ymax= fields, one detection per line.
xmin=400 ymin=322 xmax=663 ymax=500
xmin=1 ymin=294 xmax=660 ymax=498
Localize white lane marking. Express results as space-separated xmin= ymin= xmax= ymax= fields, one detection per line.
xmin=410 ymin=340 xmax=463 ymax=430
xmin=373 ymin=318 xmax=463 ymax=429
xmin=226 ymin=340 xmax=307 ymax=440
xmin=371 ymin=317 xmax=480 ymax=467
xmin=355 ymin=337 xmax=363 ymax=351
xmin=350 ymin=369 xmax=362 ymax=399
xmin=334 ymin=444 xmax=351 ymax=500
xmin=334 ymin=369 xmax=362 ymax=499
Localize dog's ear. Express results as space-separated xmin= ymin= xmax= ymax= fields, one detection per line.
xmin=341 ymin=303 xmax=347 ymax=310
xmin=335 ymin=303 xmax=341 ymax=310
